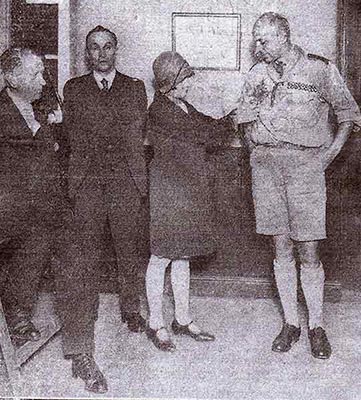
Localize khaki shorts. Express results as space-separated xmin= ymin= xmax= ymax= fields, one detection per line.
xmin=250 ymin=146 xmax=327 ymax=241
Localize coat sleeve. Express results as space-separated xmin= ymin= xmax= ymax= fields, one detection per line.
xmin=62 ymin=80 xmax=74 ymax=128
xmin=62 ymin=80 xmax=82 ymax=151
xmin=123 ymin=80 xmax=148 ymax=197
xmin=62 ymin=79 xmax=92 ymax=198
xmin=148 ymin=96 xmax=232 ymax=148
xmin=62 ymin=79 xmax=93 ymax=147
xmin=147 ymin=95 xmax=201 ymax=145
xmin=189 ymin=106 xmax=234 ymax=151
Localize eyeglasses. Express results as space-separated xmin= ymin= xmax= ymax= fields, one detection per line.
xmin=169 ymin=60 xmax=194 ymax=92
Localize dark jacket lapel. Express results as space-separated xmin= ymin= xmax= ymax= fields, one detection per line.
xmin=0 ymin=89 xmax=36 ymax=139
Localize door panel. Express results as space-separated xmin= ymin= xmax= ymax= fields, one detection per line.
xmin=337 ymin=0 xmax=361 ymax=288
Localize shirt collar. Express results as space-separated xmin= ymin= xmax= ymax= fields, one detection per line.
xmin=278 ymin=45 xmax=302 ymax=72
xmin=93 ymin=69 xmax=116 ymax=90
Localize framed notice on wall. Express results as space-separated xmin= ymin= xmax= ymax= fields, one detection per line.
xmin=172 ymin=12 xmax=241 ymax=71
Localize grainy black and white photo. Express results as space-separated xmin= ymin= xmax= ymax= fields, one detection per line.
xmin=0 ymin=0 xmax=360 ymax=399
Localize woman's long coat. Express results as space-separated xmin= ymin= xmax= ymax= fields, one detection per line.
xmin=147 ymin=92 xmax=232 ymax=259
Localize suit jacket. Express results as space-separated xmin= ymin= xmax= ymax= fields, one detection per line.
xmin=62 ymin=71 xmax=148 ymax=198
xmin=0 ymin=88 xmax=67 ymax=234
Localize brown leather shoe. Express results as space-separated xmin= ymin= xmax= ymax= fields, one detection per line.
xmin=272 ymin=323 xmax=301 ymax=353
xmin=71 ymin=354 xmax=108 ymax=394
xmin=122 ymin=312 xmax=146 ymax=333
xmin=308 ymin=327 xmax=332 ymax=359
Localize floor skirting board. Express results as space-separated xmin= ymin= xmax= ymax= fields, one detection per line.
xmin=43 ymin=269 xmax=343 ymax=303
xmin=190 ymin=275 xmax=342 ymax=303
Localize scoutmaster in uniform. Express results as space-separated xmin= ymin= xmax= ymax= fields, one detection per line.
xmin=235 ymin=12 xmax=361 ymax=360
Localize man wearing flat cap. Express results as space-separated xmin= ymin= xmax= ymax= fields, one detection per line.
xmin=58 ymin=25 xmax=148 ymax=393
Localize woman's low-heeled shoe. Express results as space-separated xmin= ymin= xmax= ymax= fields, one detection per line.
xmin=146 ymin=326 xmax=176 ymax=352
xmin=171 ymin=320 xmax=215 ymax=342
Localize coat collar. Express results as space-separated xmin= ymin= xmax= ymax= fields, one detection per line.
xmin=0 ymin=89 xmax=36 ymax=136
xmin=84 ymin=70 xmax=131 ymax=94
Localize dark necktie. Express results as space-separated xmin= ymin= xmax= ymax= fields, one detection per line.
xmin=273 ymin=59 xmax=285 ymax=78
xmin=101 ymin=78 xmax=109 ymax=91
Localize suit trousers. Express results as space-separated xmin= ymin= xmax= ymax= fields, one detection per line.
xmin=0 ymin=194 xmax=55 ymax=326
xmin=55 ymin=168 xmax=146 ymax=356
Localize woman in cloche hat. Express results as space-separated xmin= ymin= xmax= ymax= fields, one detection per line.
xmin=145 ymin=51 xmax=232 ymax=352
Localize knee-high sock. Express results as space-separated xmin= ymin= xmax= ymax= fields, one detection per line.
xmin=145 ymin=255 xmax=170 ymax=330
xmin=273 ymin=259 xmax=299 ymax=327
xmin=171 ymin=259 xmax=192 ymax=325
xmin=300 ymin=262 xmax=325 ymax=329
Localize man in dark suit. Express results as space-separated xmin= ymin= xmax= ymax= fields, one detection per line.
xmin=57 ymin=26 xmax=148 ymax=393
xmin=0 ymin=48 xmax=67 ymax=346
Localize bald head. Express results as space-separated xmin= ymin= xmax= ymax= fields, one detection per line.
xmin=253 ymin=12 xmax=291 ymax=41
xmin=252 ymin=12 xmax=291 ymax=63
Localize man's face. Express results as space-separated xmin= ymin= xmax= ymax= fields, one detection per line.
xmin=87 ymin=31 xmax=117 ymax=73
xmin=11 ymin=54 xmax=46 ymax=102
xmin=252 ymin=22 xmax=286 ymax=63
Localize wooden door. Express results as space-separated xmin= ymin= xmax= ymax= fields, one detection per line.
xmin=337 ymin=0 xmax=361 ymax=288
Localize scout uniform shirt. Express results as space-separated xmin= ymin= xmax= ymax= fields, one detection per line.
xmin=237 ymin=45 xmax=361 ymax=147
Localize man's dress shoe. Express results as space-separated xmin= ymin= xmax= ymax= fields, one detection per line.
xmin=71 ymin=353 xmax=108 ymax=394
xmin=308 ymin=327 xmax=332 ymax=359
xmin=272 ymin=323 xmax=301 ymax=352
xmin=121 ymin=312 xmax=146 ymax=333
xmin=10 ymin=320 xmax=41 ymax=347
xmin=171 ymin=320 xmax=215 ymax=342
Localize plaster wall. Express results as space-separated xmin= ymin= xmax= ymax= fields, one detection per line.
xmin=70 ymin=0 xmax=337 ymax=116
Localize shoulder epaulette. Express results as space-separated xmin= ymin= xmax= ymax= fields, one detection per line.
xmin=307 ymin=53 xmax=330 ymax=65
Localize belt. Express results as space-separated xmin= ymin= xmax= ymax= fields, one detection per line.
xmin=256 ymin=141 xmax=320 ymax=151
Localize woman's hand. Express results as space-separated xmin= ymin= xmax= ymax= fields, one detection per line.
xmin=47 ymin=108 xmax=63 ymax=125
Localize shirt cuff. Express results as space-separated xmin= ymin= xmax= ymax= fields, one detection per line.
xmin=336 ymin=110 xmax=361 ymax=131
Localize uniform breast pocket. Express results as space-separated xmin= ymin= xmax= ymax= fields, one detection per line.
xmin=271 ymin=90 xmax=325 ymax=131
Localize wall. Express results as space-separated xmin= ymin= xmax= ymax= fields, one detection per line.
xmin=70 ymin=0 xmax=338 ymax=117
xmin=0 ymin=0 xmax=11 ymax=90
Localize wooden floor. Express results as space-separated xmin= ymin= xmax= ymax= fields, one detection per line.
xmin=1 ymin=290 xmax=361 ymax=399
